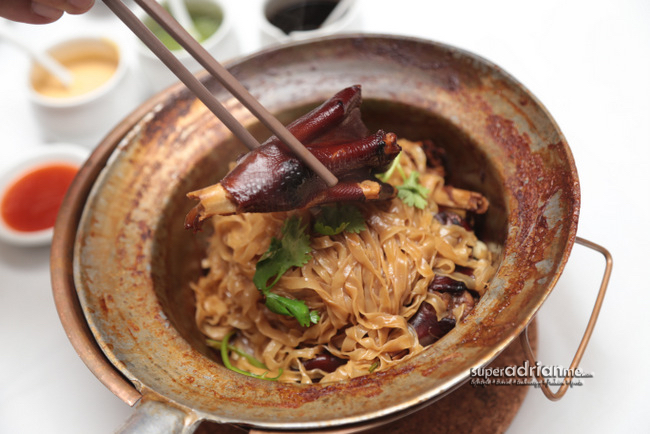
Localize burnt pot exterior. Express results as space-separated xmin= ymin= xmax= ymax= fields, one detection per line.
xmin=52 ymin=35 xmax=579 ymax=430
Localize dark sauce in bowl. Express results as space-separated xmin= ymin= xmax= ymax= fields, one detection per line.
xmin=268 ymin=0 xmax=339 ymax=34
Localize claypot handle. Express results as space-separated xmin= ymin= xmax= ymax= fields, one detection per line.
xmin=117 ymin=399 xmax=199 ymax=433
xmin=519 ymin=236 xmax=613 ymax=401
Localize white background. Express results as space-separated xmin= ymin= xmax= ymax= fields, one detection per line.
xmin=1 ymin=0 xmax=648 ymax=433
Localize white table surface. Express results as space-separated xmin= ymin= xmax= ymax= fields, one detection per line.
xmin=1 ymin=1 xmax=648 ymax=433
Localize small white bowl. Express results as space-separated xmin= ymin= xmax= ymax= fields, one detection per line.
xmin=259 ymin=0 xmax=362 ymax=47
xmin=0 ymin=144 xmax=90 ymax=247
xmin=136 ymin=0 xmax=240 ymax=94
xmin=28 ymin=36 xmax=143 ymax=149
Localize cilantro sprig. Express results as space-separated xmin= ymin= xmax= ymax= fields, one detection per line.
xmin=314 ymin=204 xmax=366 ymax=236
xmin=377 ymin=152 xmax=429 ymax=209
xmin=253 ymin=216 xmax=320 ymax=327
xmin=396 ymin=171 xmax=429 ymax=209
xmin=265 ymin=292 xmax=320 ymax=326
xmin=253 ymin=216 xmax=312 ymax=291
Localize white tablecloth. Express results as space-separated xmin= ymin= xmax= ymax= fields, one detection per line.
xmin=1 ymin=1 xmax=648 ymax=432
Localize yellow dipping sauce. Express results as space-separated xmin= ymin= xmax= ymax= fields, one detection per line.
xmin=32 ymin=54 xmax=118 ymax=99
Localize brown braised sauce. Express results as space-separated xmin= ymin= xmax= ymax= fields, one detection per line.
xmin=268 ymin=0 xmax=339 ymax=34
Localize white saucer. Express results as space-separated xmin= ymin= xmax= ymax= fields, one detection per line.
xmin=0 ymin=143 xmax=90 ymax=247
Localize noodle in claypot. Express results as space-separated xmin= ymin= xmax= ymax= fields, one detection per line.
xmin=191 ymin=139 xmax=496 ymax=384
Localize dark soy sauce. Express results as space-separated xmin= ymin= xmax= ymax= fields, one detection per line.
xmin=268 ymin=0 xmax=340 ymax=34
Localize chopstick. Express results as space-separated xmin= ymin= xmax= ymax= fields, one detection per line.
xmin=101 ymin=0 xmax=338 ymax=187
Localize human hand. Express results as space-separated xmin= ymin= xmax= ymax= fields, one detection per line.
xmin=0 ymin=0 xmax=95 ymax=24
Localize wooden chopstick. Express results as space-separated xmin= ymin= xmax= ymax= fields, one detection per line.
xmin=102 ymin=0 xmax=258 ymax=150
xmin=102 ymin=0 xmax=338 ymax=187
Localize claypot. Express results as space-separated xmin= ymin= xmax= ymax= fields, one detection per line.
xmin=52 ymin=34 xmax=584 ymax=432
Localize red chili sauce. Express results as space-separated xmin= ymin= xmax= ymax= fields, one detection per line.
xmin=1 ymin=163 xmax=78 ymax=232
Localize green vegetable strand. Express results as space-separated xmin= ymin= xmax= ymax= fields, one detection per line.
xmin=376 ymin=152 xmax=402 ymax=183
xmin=206 ymin=338 xmax=266 ymax=369
xmin=212 ymin=332 xmax=282 ymax=381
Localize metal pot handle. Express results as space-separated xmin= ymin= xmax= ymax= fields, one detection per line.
xmin=519 ymin=236 xmax=612 ymax=401
xmin=116 ymin=399 xmax=199 ymax=434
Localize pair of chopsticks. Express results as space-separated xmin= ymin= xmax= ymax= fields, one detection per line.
xmin=101 ymin=0 xmax=338 ymax=187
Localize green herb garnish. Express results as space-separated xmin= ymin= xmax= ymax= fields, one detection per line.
xmin=396 ymin=171 xmax=430 ymax=209
xmin=376 ymin=152 xmax=402 ymax=183
xmin=313 ymin=203 xmax=366 ymax=236
xmin=253 ymin=216 xmax=320 ymax=327
xmin=254 ymin=216 xmax=312 ymax=291
xmin=208 ymin=333 xmax=282 ymax=380
xmin=376 ymin=152 xmax=429 ymax=209
xmin=264 ymin=292 xmax=320 ymax=327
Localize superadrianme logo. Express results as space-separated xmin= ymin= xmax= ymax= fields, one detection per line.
xmin=469 ymin=361 xmax=594 ymax=387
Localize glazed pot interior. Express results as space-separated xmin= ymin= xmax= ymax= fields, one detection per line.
xmin=71 ymin=35 xmax=578 ymax=429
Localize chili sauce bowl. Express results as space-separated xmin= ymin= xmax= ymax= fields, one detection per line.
xmin=0 ymin=144 xmax=90 ymax=247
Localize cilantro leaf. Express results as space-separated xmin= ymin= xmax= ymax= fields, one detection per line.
xmin=376 ymin=153 xmax=429 ymax=210
xmin=253 ymin=216 xmax=312 ymax=292
xmin=313 ymin=204 xmax=366 ymax=236
xmin=309 ymin=310 xmax=321 ymax=325
xmin=314 ymin=220 xmax=348 ymax=236
xmin=253 ymin=216 xmax=320 ymax=326
xmin=265 ymin=292 xmax=320 ymax=327
xmin=396 ymin=171 xmax=430 ymax=209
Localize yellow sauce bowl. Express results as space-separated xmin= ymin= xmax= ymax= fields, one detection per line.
xmin=28 ymin=36 xmax=144 ymax=148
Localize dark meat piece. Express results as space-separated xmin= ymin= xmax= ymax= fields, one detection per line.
xmin=451 ymin=290 xmax=476 ymax=321
xmin=302 ymin=352 xmax=346 ymax=373
xmin=221 ymin=130 xmax=399 ymax=213
xmin=261 ymin=85 xmax=367 ymax=147
xmin=412 ymin=279 xmax=480 ymax=346
xmin=409 ymin=301 xmax=456 ymax=347
xmin=429 ymin=274 xmax=480 ymax=298
xmin=185 ymin=85 xmax=401 ymax=230
xmin=428 ymin=275 xmax=470 ymax=293
xmin=434 ymin=210 xmax=472 ymax=231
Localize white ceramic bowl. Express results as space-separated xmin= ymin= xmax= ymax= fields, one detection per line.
xmin=0 ymin=144 xmax=90 ymax=247
xmin=28 ymin=36 xmax=142 ymax=149
xmin=136 ymin=0 xmax=240 ymax=94
xmin=259 ymin=0 xmax=362 ymax=47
